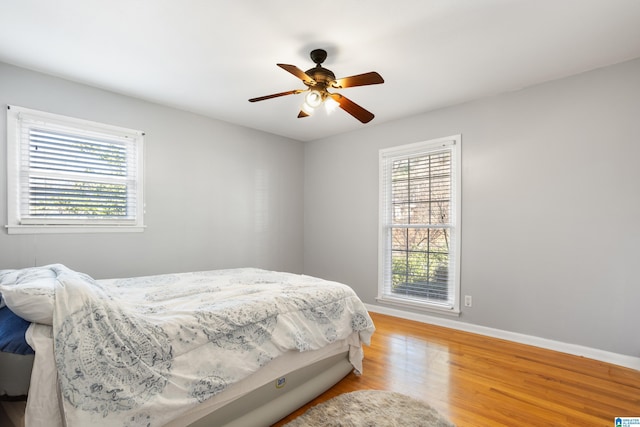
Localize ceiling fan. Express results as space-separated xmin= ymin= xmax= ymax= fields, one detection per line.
xmin=248 ymin=49 xmax=384 ymax=123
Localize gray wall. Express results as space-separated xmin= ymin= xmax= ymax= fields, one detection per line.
xmin=2 ymin=57 xmax=639 ymax=359
xmin=0 ymin=62 xmax=304 ymax=278
xmin=304 ymin=58 xmax=640 ymax=358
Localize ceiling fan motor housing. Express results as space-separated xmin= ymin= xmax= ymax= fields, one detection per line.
xmin=304 ymin=66 xmax=335 ymax=87
xmin=305 ymin=48 xmax=335 ymax=95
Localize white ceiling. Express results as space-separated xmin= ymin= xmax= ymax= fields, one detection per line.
xmin=1 ymin=1 xmax=640 ymax=142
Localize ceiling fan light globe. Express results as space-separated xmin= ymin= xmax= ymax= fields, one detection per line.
xmin=324 ymin=97 xmax=339 ymax=114
xmin=301 ymin=101 xmax=316 ymax=115
xmin=305 ymin=90 xmax=323 ymax=108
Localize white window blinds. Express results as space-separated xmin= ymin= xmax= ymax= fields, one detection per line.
xmin=6 ymin=105 xmax=145 ymax=233
xmin=378 ymin=135 xmax=461 ymax=313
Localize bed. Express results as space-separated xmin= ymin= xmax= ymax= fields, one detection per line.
xmin=0 ymin=264 xmax=375 ymax=427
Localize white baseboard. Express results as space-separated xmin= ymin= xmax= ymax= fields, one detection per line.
xmin=366 ymin=303 xmax=640 ymax=372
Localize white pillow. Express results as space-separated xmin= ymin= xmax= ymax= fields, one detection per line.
xmin=0 ymin=265 xmax=60 ymax=325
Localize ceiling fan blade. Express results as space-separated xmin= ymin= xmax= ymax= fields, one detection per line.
xmin=329 ymin=93 xmax=375 ymax=123
xmin=277 ymin=64 xmax=316 ymax=85
xmin=332 ymin=72 xmax=384 ymax=89
xmin=248 ymin=89 xmax=303 ymax=102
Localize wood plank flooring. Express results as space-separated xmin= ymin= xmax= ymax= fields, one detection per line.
xmin=272 ymin=312 xmax=640 ymax=426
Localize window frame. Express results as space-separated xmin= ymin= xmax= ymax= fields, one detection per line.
xmin=378 ymin=135 xmax=462 ymax=315
xmin=6 ymin=105 xmax=145 ymax=234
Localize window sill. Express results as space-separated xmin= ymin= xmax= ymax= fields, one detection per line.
xmin=5 ymin=225 xmax=146 ymax=234
xmin=376 ymin=295 xmax=461 ymax=317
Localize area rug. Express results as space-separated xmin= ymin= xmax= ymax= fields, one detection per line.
xmin=283 ymin=390 xmax=455 ymax=427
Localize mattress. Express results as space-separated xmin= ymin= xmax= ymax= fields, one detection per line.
xmin=168 ymin=335 xmax=355 ymax=427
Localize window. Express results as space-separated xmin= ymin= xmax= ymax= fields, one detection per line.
xmin=6 ymin=105 xmax=145 ymax=234
xmin=378 ymin=135 xmax=461 ymax=314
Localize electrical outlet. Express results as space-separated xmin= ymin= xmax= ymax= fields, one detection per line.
xmin=464 ymin=295 xmax=472 ymax=307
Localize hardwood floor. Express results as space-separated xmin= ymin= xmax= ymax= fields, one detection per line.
xmin=272 ymin=312 xmax=640 ymax=426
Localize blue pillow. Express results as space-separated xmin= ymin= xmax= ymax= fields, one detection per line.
xmin=0 ymin=306 xmax=34 ymax=355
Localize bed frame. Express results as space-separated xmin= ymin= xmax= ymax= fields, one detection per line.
xmin=0 ymin=352 xmax=33 ymax=399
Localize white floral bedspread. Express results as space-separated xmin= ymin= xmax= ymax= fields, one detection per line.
xmin=46 ymin=266 xmax=374 ymax=427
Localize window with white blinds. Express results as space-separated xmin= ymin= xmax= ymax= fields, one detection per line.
xmin=378 ymin=135 xmax=461 ymax=314
xmin=6 ymin=105 xmax=145 ymax=234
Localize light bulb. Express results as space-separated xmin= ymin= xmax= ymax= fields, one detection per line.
xmin=324 ymin=97 xmax=339 ymax=114
xmin=301 ymin=101 xmax=315 ymax=116
xmin=305 ymin=90 xmax=323 ymax=108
